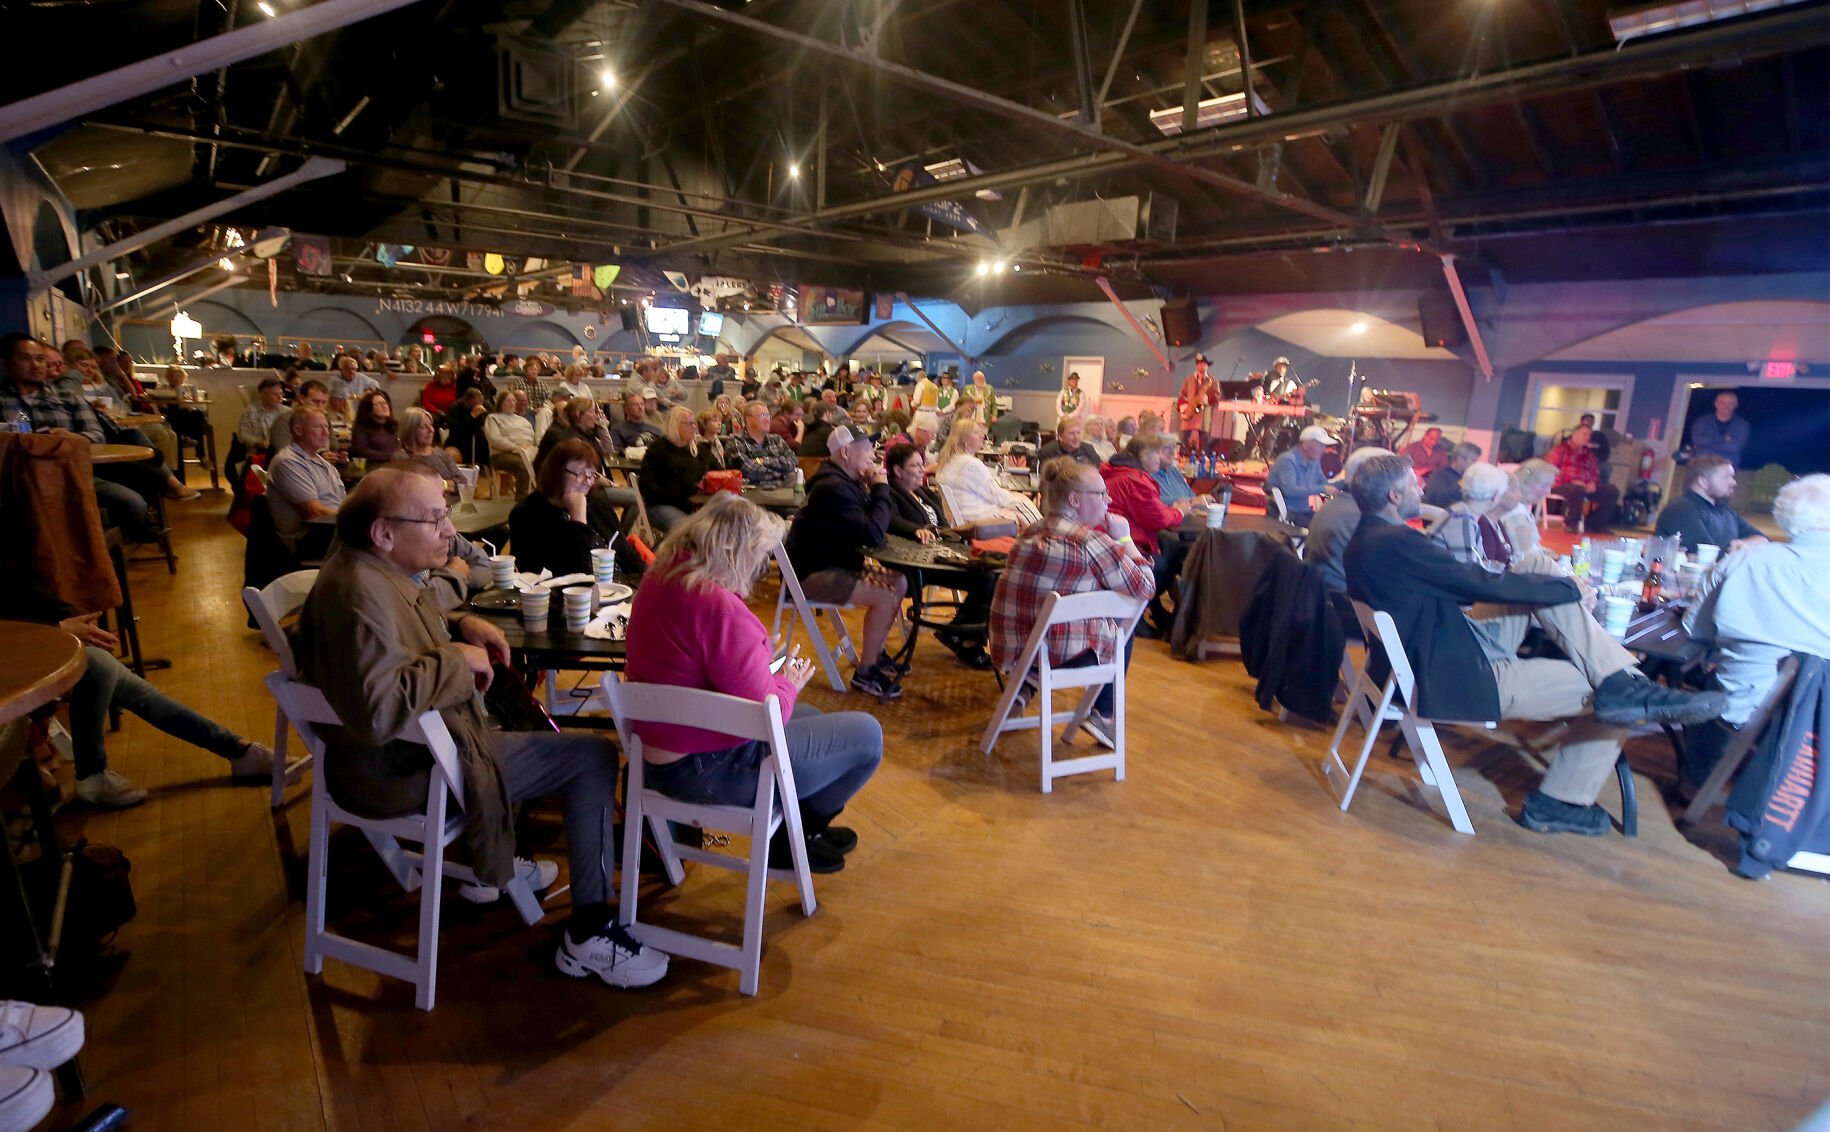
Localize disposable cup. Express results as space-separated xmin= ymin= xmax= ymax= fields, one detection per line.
xmin=489 ymin=554 xmax=516 ymax=589
xmin=518 ymin=587 xmax=550 ymax=626
xmin=1601 ymin=596 xmax=1634 ymax=636
xmin=561 ymin=585 xmax=594 ymax=631
xmin=1600 ymin=549 xmax=1628 ymax=584
xmin=590 ymin=548 xmax=616 ymax=582
xmin=1206 ymin=505 xmax=1226 ymax=529
xmin=1695 ymin=544 xmax=1720 ymax=567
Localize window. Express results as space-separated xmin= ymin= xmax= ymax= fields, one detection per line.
xmin=1524 ymin=373 xmax=1633 ymax=439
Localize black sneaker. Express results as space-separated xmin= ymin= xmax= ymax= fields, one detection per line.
xmin=1519 ymin=790 xmax=1610 ymax=836
xmin=851 ymin=663 xmax=903 ymax=701
xmin=1592 ymin=671 xmax=1726 ymax=727
xmin=768 ymin=830 xmax=845 ymax=874
xmin=811 ymin=825 xmax=858 ymax=855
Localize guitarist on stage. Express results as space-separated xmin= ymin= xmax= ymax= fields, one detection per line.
xmin=1263 ymin=356 xmax=1301 ymax=401
xmin=1176 ymin=354 xmax=1219 ymax=451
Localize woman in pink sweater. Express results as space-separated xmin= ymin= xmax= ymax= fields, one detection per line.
xmin=623 ymin=493 xmax=882 ymax=874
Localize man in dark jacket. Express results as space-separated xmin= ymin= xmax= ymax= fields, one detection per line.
xmin=1421 ymin=441 xmax=1480 ymax=508
xmin=1037 ymin=414 xmax=1101 ymax=466
xmin=782 ymin=425 xmax=909 ymax=699
xmin=1653 ymin=456 xmax=1767 ymax=554
xmin=1343 ymin=453 xmax=1725 ymax=835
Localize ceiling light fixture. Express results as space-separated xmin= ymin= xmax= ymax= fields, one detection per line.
xmin=993 ymin=261 xmax=1008 ymax=274
xmin=599 ymin=68 xmax=616 ymax=89
xmin=257 ymin=1 xmax=275 ymax=15
xmin=975 ymin=261 xmax=990 ymax=276
xmin=1350 ymin=320 xmax=1368 ymax=334
xmin=1149 ymin=91 xmax=1248 ymax=137
xmin=786 ymin=163 xmax=800 ymax=178
xmin=1608 ymin=0 xmax=1807 ymax=43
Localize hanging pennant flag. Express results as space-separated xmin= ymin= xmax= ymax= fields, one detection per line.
xmin=292 ymin=234 xmax=333 ymax=276
xmin=500 ymin=255 xmax=525 ymax=276
xmin=418 ymin=246 xmax=453 ymax=267
xmin=874 ymin=292 xmax=894 ymax=321
xmin=466 ymin=251 xmax=486 ymax=271
xmin=522 ymin=257 xmax=545 ymax=274
xmin=483 ymin=253 xmax=506 ymax=276
xmin=375 ymin=244 xmax=415 ymax=268
xmin=269 ymin=258 xmax=279 ymax=308
xmin=593 ymin=263 xmax=621 ymax=290
xmin=662 ymin=270 xmax=690 ymax=293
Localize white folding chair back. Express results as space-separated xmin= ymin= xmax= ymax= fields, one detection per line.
xmin=1320 ymin=601 xmax=1478 ymax=834
xmin=626 ymin=472 xmax=658 ymax=546
xmin=979 ymin=589 xmax=1144 ymax=793
xmin=266 ymin=673 xmax=543 ymax=1010
xmin=242 ymin=569 xmax=319 ymax=808
xmin=601 ymin=673 xmax=817 ymax=996
xmin=1268 ymin=485 xmax=1291 ymax=524
xmin=769 ymin=544 xmax=859 ymax=692
xmin=249 ymin=463 xmax=271 ymax=490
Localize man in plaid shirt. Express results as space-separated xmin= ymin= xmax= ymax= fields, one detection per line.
xmin=1546 ymin=423 xmax=1619 ymax=533
xmin=990 ymin=457 xmax=1154 ymax=727
xmin=728 ymin=400 xmax=797 ymax=487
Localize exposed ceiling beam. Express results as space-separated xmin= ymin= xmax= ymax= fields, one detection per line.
xmin=0 ymin=0 xmax=426 ymax=143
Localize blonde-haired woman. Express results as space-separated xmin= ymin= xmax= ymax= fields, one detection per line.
xmin=393 ymin=406 xmax=460 ymax=491
xmin=638 ymin=404 xmax=714 ymax=533
xmin=934 ymin=416 xmax=1040 ymax=527
xmin=623 ymin=493 xmax=882 ymax=873
xmin=556 ymin=363 xmax=593 ymax=400
xmin=484 ymin=389 xmax=540 ymax=498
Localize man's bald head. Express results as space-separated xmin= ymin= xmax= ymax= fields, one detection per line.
xmin=289 ymin=406 xmax=325 ymax=438
xmin=337 ymin=465 xmax=439 ymax=551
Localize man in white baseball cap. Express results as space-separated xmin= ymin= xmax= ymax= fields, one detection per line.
xmin=781 ymin=425 xmax=910 ymax=700
xmin=1266 ymin=423 xmax=1340 ymax=526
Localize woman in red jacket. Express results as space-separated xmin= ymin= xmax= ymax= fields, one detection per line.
xmin=1099 ymin=431 xmax=1197 ymax=636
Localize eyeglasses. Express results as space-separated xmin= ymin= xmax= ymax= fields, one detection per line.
xmin=383 ymin=509 xmax=452 ymax=526
xmin=566 ymin=466 xmax=598 ymax=481
xmin=1072 ymin=487 xmax=1108 ymax=497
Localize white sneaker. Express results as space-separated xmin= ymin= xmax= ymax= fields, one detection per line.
xmin=74 ymin=769 xmax=148 ymax=809
xmin=0 ymin=1066 xmax=53 ymax=1132
xmin=458 ymin=857 xmax=558 ymax=904
xmin=555 ymin=922 xmax=669 ymax=988
xmin=227 ymin=743 xmax=275 ymax=781
xmin=0 ymin=1002 xmax=84 ymax=1070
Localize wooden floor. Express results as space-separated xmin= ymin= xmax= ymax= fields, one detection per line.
xmin=30 ymin=494 xmax=1830 ymax=1131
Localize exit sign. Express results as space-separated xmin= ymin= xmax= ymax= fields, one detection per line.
xmin=1763 ymin=360 xmax=1797 ymax=380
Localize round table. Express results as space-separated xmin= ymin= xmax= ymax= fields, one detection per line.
xmin=0 ymin=623 xmax=85 ymax=725
xmin=861 ymin=534 xmax=1005 ymax=671
xmin=90 ymin=443 xmax=154 ymax=464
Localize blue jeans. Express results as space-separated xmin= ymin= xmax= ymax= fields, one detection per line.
xmin=492 ymin=730 xmax=619 ymax=907
xmin=1057 ymin=640 xmax=1135 ymax=717
xmin=648 ymin=504 xmax=689 ymax=534
xmin=644 ymin=704 xmax=882 ymax=819
xmin=92 ymin=476 xmax=152 ymax=536
xmin=71 ymin=647 xmax=247 ymax=779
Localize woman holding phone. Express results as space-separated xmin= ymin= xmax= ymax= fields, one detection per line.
xmin=623 ymin=493 xmax=883 ymax=874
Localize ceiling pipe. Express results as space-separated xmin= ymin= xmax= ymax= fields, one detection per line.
xmin=896 ymin=294 xmax=974 ymax=363
xmin=1094 ymin=277 xmax=1172 ymax=374
xmin=0 ymin=0 xmax=426 ymax=143
xmin=29 ymin=157 xmax=344 ymax=289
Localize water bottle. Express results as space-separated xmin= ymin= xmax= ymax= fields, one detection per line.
xmin=10 ymin=409 xmax=30 ymax=434
xmin=793 ymin=466 xmax=805 ymax=499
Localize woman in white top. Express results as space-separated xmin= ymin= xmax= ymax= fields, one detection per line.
xmin=484 ymin=389 xmax=540 ymax=498
xmin=1501 ymin=458 xmax=1559 ymax=559
xmin=933 ymin=417 xmax=1040 ymax=528
xmin=556 ymin=363 xmax=593 ymax=401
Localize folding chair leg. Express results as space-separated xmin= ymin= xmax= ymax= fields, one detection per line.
xmin=271 ymin=708 xmax=291 ymax=810
xmin=618 ymin=784 xmax=645 ymax=928
xmin=738 ymin=777 xmax=775 ymax=997
xmin=1615 ymin=755 xmax=1638 ymax=838
xmin=412 ymin=804 xmax=446 ymax=1010
xmin=1037 ymin=681 xmax=1055 ymax=794
xmin=302 ymin=791 xmax=331 ymax=976
xmin=1402 ymin=717 xmax=1476 ymax=835
xmin=980 ymin=666 xmax=1027 ymax=755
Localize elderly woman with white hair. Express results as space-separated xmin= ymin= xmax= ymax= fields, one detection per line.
xmin=1501 ymin=458 xmax=1560 ymax=557
xmin=1678 ymin=474 xmax=1830 ymax=798
xmin=1084 ymin=415 xmax=1117 ymax=463
xmin=1304 ymin=446 xmax=1393 ymax=592
xmin=1434 ymin=461 xmax=1522 ymax=573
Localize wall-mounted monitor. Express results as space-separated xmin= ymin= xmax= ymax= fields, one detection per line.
xmin=698 ymin=311 xmax=725 ymax=337
xmin=643 ymin=306 xmax=690 ymax=336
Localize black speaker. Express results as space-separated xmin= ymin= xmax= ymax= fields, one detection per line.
xmin=1161 ymin=297 xmax=1200 ymax=347
xmin=1418 ymin=292 xmax=1465 ymax=348
xmin=619 ymin=305 xmax=639 ymax=333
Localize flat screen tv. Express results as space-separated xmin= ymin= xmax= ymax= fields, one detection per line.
xmin=643 ymin=306 xmax=689 ymax=336
xmin=698 ymin=311 xmax=725 ymax=337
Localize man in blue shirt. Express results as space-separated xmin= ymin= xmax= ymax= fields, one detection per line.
xmin=1687 ymin=390 xmax=1750 ymax=467
xmin=1265 ymin=424 xmax=1337 ymax=526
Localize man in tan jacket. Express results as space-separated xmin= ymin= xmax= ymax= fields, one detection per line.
xmin=294 ymin=466 xmax=667 ymax=988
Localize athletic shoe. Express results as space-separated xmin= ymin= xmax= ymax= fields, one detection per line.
xmin=1592 ymin=671 xmax=1727 ymax=728
xmin=74 ymin=769 xmax=148 ymax=809
xmin=850 ymin=664 xmax=903 ymax=702
xmin=0 ymin=1002 xmax=84 ymax=1069
xmin=1519 ymin=790 xmax=1610 ymax=836
xmin=768 ymin=830 xmax=845 ymax=874
xmin=459 ymin=857 xmax=559 ymax=905
xmin=810 ymin=826 xmax=858 ymax=855
xmin=227 ymin=742 xmax=275 ymax=782
xmin=554 ymin=922 xmax=669 ymax=988
xmin=0 ymin=1067 xmax=52 ymax=1132
xmin=166 ymin=486 xmax=203 ymax=502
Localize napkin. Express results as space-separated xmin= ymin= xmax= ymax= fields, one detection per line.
xmin=581 ymin=601 xmax=633 ymax=640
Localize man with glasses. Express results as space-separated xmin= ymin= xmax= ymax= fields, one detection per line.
xmin=990 ymin=457 xmax=1154 ymax=736
xmin=295 ymin=466 xmax=669 ymax=988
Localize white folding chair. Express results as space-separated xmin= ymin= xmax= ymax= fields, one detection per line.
xmin=1323 ymin=602 xmax=1481 ymax=834
xmin=626 ymin=471 xmax=658 ymax=547
xmin=249 ymin=463 xmax=271 ymax=490
xmin=265 ymin=673 xmax=545 ymax=1010
xmin=600 ymin=673 xmax=817 ymax=996
xmin=242 ymin=569 xmax=320 ymax=809
xmin=770 ymin=544 xmax=859 ymax=693
xmin=979 ymin=589 xmax=1145 ymax=794
xmin=1268 ymin=485 xmax=1291 ymax=523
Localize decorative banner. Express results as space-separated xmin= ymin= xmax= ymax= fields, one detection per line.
xmin=799 ymin=286 xmax=867 ymax=325
xmin=466 ymin=252 xmax=486 ymax=271
xmin=375 ymin=244 xmax=415 ymax=268
xmin=268 ymin=258 xmax=279 ymax=307
xmin=886 ymin=161 xmax=991 ymax=237
xmin=593 ymin=263 xmax=621 ymax=290
xmin=688 ymin=275 xmax=750 ymax=310
xmin=874 ymin=292 xmax=894 ymax=321
xmin=292 ymin=235 xmax=333 ymax=276
xmin=483 ymin=253 xmax=506 ymax=275
xmin=571 ymin=264 xmax=596 ymax=298
xmin=417 ymin=246 xmax=453 ymax=267
xmin=662 ymin=270 xmax=691 ymax=293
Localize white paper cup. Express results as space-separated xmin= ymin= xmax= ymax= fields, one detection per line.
xmin=518 ymin=587 xmax=550 ymax=625
xmin=561 ymin=585 xmax=594 ymax=631
xmin=1602 ymin=596 xmax=1634 ymax=636
xmin=489 ymin=554 xmax=516 ymax=589
xmin=590 ymin=548 xmax=615 ymax=582
xmin=1206 ymin=506 xmax=1226 ymax=529
xmin=1695 ymin=544 xmax=1720 ymax=567
xmin=1600 ymin=549 xmax=1629 ymax=584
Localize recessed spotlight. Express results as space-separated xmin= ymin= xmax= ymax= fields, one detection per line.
xmin=1011 ymin=264 xmax=1021 ymax=272
xmin=786 ymin=163 xmax=800 ymax=178
xmin=600 ymin=68 xmax=616 ymax=89
xmin=1349 ymin=320 xmax=1368 ymax=334
xmin=975 ymin=261 xmax=990 ymax=276
xmin=993 ymin=261 xmax=1007 ymax=274
xmin=257 ymin=1 xmax=275 ymax=15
